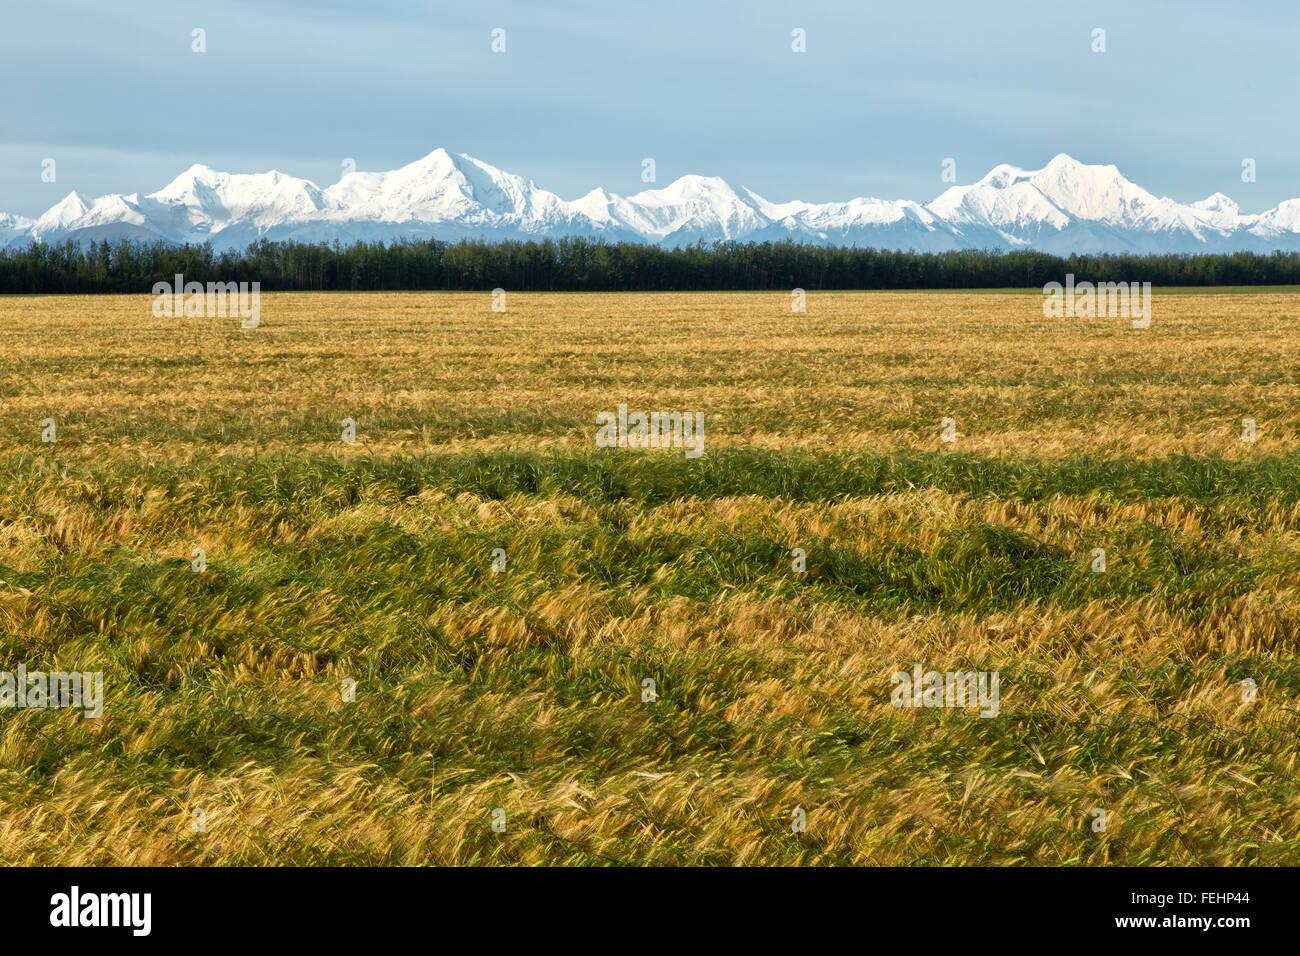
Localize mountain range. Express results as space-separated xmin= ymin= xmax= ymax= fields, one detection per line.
xmin=4 ymin=149 xmax=1298 ymax=254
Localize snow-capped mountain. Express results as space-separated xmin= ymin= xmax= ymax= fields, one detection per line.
xmin=0 ymin=212 xmax=34 ymax=248
xmin=3 ymin=150 xmax=1298 ymax=254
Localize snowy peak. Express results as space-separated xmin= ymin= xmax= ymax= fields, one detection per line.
xmin=1194 ymin=192 xmax=1238 ymax=212
xmin=570 ymin=187 xmax=618 ymax=224
xmin=922 ymin=153 xmax=1281 ymax=248
xmin=0 ymin=211 xmax=34 ymax=246
xmin=322 ymin=148 xmax=570 ymax=225
xmin=148 ymin=166 xmax=330 ymax=227
xmin=936 ymin=153 xmax=1154 ymax=229
xmin=975 ymin=163 xmax=1027 ymax=188
xmin=618 ymin=175 xmax=769 ymax=240
xmin=634 ymin=174 xmax=738 ymax=200
xmin=1026 ymin=154 xmax=1156 ymax=223
xmin=4 ymin=150 xmax=1299 ymax=253
xmin=928 ymin=177 xmax=1071 ymax=233
xmin=1190 ymin=192 xmax=1246 ymax=231
xmin=1254 ymin=198 xmax=1300 ymax=235
xmin=35 ymin=191 xmax=90 ymax=232
xmin=79 ymin=193 xmax=147 ymax=228
xmin=151 ymin=163 xmax=223 ymax=201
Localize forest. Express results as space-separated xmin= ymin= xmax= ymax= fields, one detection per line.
xmin=2 ymin=235 xmax=1299 ymax=293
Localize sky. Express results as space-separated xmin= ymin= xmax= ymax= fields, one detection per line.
xmin=1 ymin=0 xmax=1297 ymax=218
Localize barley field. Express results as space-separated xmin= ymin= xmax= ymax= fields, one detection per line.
xmin=1 ymin=290 xmax=1298 ymax=865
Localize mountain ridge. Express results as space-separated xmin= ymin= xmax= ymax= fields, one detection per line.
xmin=3 ymin=150 xmax=1296 ymax=254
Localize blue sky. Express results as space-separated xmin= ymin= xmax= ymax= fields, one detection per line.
xmin=1 ymin=0 xmax=1296 ymax=217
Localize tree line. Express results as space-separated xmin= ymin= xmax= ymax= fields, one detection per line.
xmin=2 ymin=236 xmax=1299 ymax=293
